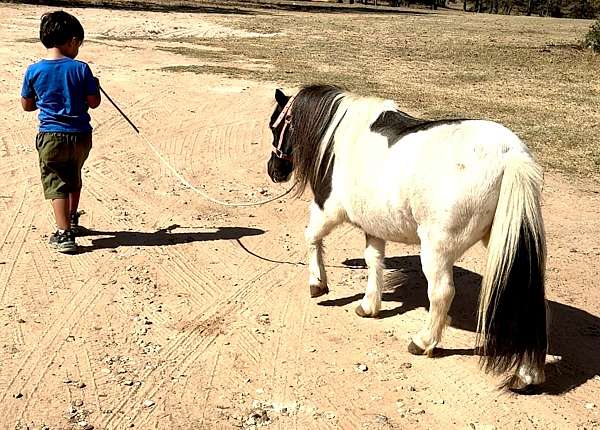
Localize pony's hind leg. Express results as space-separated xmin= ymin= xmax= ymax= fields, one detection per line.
xmin=409 ymin=232 xmax=456 ymax=355
xmin=356 ymin=234 xmax=385 ymax=318
xmin=305 ymin=202 xmax=342 ymax=298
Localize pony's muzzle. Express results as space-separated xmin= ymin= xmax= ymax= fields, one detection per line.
xmin=267 ymin=153 xmax=293 ymax=183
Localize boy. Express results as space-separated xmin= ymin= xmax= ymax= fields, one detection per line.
xmin=21 ymin=10 xmax=101 ymax=253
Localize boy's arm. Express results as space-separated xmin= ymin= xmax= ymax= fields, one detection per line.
xmin=86 ymin=73 xmax=101 ymax=109
xmin=87 ymin=93 xmax=101 ymax=109
xmin=21 ymin=97 xmax=37 ymax=112
xmin=21 ymin=67 xmax=37 ymax=111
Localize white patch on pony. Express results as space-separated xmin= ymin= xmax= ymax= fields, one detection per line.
xmin=359 ymin=235 xmax=385 ymax=316
xmin=305 ymin=201 xmax=346 ymax=292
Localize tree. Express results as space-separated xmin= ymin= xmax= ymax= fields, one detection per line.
xmin=526 ymin=0 xmax=535 ymax=14
xmin=584 ymin=18 xmax=600 ymax=51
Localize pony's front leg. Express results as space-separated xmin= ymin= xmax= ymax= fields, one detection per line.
xmin=355 ymin=235 xmax=385 ymax=318
xmin=305 ymin=202 xmax=341 ymax=298
xmin=409 ymin=235 xmax=456 ymax=356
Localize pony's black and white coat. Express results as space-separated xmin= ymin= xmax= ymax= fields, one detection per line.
xmin=267 ymin=85 xmax=547 ymax=391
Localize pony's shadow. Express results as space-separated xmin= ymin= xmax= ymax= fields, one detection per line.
xmin=319 ymin=255 xmax=600 ymax=395
xmin=77 ymin=225 xmax=264 ymax=252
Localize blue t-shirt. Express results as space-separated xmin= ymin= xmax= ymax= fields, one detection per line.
xmin=21 ymin=58 xmax=99 ymax=133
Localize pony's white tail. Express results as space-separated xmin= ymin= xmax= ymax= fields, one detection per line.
xmin=477 ymin=153 xmax=547 ymax=388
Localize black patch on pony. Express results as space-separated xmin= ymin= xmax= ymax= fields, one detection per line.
xmin=371 ymin=110 xmax=467 ymax=147
xmin=312 ymin=111 xmax=346 ymax=208
xmin=287 ymin=84 xmax=345 ymax=209
xmin=480 ymin=225 xmax=547 ymax=388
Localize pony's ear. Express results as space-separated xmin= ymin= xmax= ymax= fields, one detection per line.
xmin=275 ymin=88 xmax=289 ymax=107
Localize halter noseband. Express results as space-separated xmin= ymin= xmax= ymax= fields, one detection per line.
xmin=271 ymin=95 xmax=296 ymax=162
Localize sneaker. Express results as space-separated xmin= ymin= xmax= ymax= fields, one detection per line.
xmin=48 ymin=229 xmax=77 ymax=254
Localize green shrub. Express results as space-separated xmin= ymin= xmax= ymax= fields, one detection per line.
xmin=584 ymin=19 xmax=600 ymax=52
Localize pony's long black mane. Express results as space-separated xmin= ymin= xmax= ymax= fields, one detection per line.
xmin=289 ymin=84 xmax=345 ymax=207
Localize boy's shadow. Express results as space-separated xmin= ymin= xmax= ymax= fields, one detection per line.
xmin=319 ymin=255 xmax=600 ymax=395
xmin=77 ymin=225 xmax=264 ymax=252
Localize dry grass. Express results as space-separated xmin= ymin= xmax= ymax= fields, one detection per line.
xmin=101 ymin=8 xmax=599 ymax=180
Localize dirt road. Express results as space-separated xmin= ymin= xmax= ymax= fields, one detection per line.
xmin=1 ymin=4 xmax=599 ymax=429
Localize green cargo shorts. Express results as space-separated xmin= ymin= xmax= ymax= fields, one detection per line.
xmin=36 ymin=132 xmax=92 ymax=200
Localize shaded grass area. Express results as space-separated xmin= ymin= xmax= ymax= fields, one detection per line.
xmin=1 ymin=0 xmax=430 ymax=14
xmin=1 ymin=0 xmax=262 ymax=15
xmin=107 ymin=9 xmax=599 ymax=180
xmin=156 ymin=46 xmax=229 ymax=60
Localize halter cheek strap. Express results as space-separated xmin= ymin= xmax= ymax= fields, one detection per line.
xmin=271 ymin=95 xmax=295 ymax=161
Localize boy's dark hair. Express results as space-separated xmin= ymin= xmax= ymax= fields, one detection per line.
xmin=39 ymin=11 xmax=84 ymax=48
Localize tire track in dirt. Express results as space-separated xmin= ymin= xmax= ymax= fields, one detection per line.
xmin=88 ymin=122 xmax=229 ymax=320
xmin=98 ymin=90 xmax=244 ymax=245
xmin=152 ymin=108 xmax=209 ymax=176
xmin=102 ymin=308 xmax=224 ymax=428
xmin=133 ymin=334 xmax=227 ymax=428
xmin=20 ymin=244 xmax=54 ymax=309
xmin=96 ymin=82 xmax=368 ymax=428
xmin=197 ymin=347 xmax=223 ymax=428
xmin=17 ymin=339 xmax=90 ymax=423
xmin=0 ymin=181 xmax=34 ymax=305
xmin=156 ymin=259 xmax=214 ymax=320
xmin=87 ymin=169 xmax=157 ymax=222
xmin=191 ymin=101 xmax=328 ymax=424
xmin=28 ymin=233 xmax=74 ymax=301
xmin=237 ymin=329 xmax=261 ymax=365
xmin=0 ymin=179 xmax=27 ymax=253
xmin=255 ymin=211 xmax=379 ymax=429
xmin=153 ymin=88 xmax=276 ymax=199
xmin=92 ymin=85 xmax=172 ymax=145
xmin=0 ymin=254 xmax=123 ymax=421
xmin=129 ymin=263 xmax=295 ymax=429
xmin=161 ymin=246 xmax=221 ymax=300
xmin=8 ymin=307 xmax=26 ymax=348
xmin=80 ymin=86 xmax=275 ymax=426
xmin=174 ymin=215 xmax=309 ymax=426
xmin=0 ymin=131 xmax=30 ymax=171
xmin=220 ymin=237 xmax=349 ymax=430
xmin=241 ymin=245 xmax=304 ymax=308
xmin=241 ymin=266 xmax=345 ymax=430
xmin=103 ymin=262 xmax=284 ymax=428
xmin=34 ymin=268 xmax=141 ymax=424
xmin=321 ymin=316 xmax=385 ymax=426
xmin=13 ymin=126 xmax=37 ymax=155
xmin=1 ymin=132 xmax=144 ymax=422
xmin=82 ymin=339 xmax=103 ymax=413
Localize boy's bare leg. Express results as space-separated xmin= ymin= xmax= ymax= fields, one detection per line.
xmin=51 ymin=198 xmax=70 ymax=230
xmin=69 ymin=191 xmax=81 ymax=217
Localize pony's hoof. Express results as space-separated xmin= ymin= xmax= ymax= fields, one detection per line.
xmin=507 ymin=365 xmax=545 ymax=394
xmin=509 ymin=384 xmax=539 ymax=395
xmin=506 ymin=375 xmax=541 ymax=395
xmin=408 ymin=341 xmax=426 ymax=355
xmin=310 ymin=284 xmax=329 ymax=298
xmin=355 ymin=304 xmax=378 ymax=318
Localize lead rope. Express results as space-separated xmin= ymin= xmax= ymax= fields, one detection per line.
xmin=99 ymin=86 xmax=296 ymax=207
